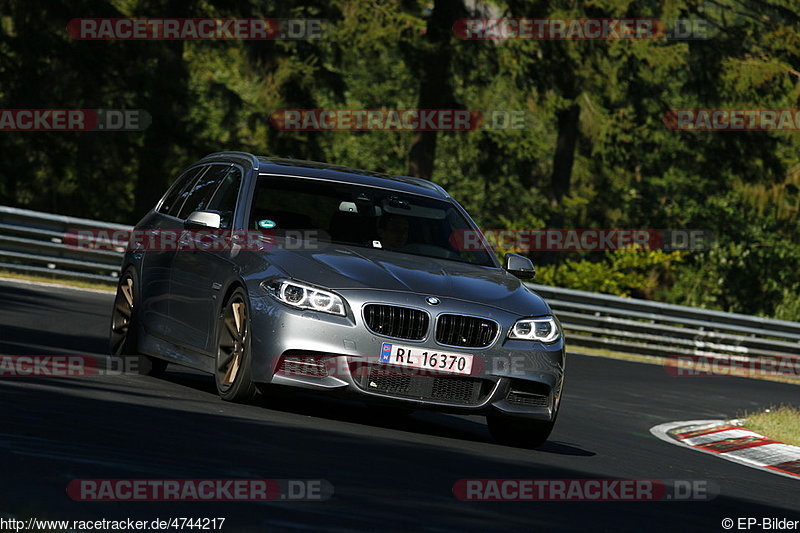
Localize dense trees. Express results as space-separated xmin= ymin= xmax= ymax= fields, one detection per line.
xmin=0 ymin=0 xmax=797 ymax=319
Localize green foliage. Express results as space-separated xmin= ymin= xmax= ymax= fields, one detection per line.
xmin=773 ymin=288 xmax=800 ymax=322
xmin=0 ymin=0 xmax=798 ymax=320
xmin=536 ymin=249 xmax=685 ymax=298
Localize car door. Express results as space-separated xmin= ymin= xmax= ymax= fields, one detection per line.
xmin=139 ymin=164 xmax=208 ymax=341
xmin=167 ymin=163 xmax=244 ymax=354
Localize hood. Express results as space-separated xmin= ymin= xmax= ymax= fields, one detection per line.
xmin=255 ymin=244 xmax=551 ymax=316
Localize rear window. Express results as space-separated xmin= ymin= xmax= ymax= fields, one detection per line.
xmin=205 ymin=166 xmax=243 ymax=229
xmin=157 ymin=166 xmax=206 ymax=217
xmin=176 ymin=164 xmax=231 ymax=220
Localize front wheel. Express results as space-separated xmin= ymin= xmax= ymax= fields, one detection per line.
xmin=215 ymin=288 xmax=257 ymax=402
xmin=109 ymin=268 xmax=167 ymax=377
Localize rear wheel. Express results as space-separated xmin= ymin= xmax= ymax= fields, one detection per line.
xmin=109 ymin=269 xmax=167 ymax=377
xmin=215 ymin=288 xmax=257 ymax=402
xmin=110 ymin=272 xmax=137 ymax=356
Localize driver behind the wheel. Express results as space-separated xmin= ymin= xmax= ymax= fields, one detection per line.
xmin=376 ymin=214 xmax=409 ymax=249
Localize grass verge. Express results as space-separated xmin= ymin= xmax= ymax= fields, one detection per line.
xmin=739 ymin=405 xmax=800 ymax=447
xmin=0 ymin=269 xmax=115 ymax=292
xmin=572 ymin=345 xmax=800 ymax=386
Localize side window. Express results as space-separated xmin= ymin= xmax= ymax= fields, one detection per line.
xmin=176 ymin=164 xmax=231 ymax=220
xmin=205 ymin=166 xmax=243 ymax=229
xmin=157 ymin=166 xmax=205 ymax=216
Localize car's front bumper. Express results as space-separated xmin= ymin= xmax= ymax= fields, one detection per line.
xmin=247 ymin=284 xmax=565 ymax=421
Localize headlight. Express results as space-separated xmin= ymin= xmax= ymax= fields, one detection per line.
xmin=508 ymin=316 xmax=560 ymax=343
xmin=262 ymin=279 xmax=346 ymax=316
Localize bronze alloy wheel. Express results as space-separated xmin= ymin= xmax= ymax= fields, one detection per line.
xmin=215 ymin=288 xmax=257 ymax=401
xmin=109 ymin=268 xmax=167 ymax=376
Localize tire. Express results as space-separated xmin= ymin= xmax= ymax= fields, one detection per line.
xmin=109 ymin=268 xmax=167 ymax=377
xmin=214 ymin=287 xmax=257 ymax=402
xmin=487 ymin=414 xmax=556 ymax=448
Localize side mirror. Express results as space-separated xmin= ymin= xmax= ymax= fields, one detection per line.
xmin=185 ymin=210 xmax=221 ymax=230
xmin=505 ymin=253 xmax=536 ymax=280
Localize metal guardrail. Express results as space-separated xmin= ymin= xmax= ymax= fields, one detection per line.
xmin=527 ymin=284 xmax=800 ymax=363
xmin=0 ymin=205 xmax=798 ymax=363
xmin=0 ymin=205 xmax=130 ymax=282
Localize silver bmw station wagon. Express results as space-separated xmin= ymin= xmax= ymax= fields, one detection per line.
xmin=110 ymin=152 xmax=565 ymax=447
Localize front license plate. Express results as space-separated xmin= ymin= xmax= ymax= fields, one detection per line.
xmin=379 ymin=343 xmax=474 ymax=375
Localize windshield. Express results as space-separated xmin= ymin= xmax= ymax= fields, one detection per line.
xmin=249 ymin=175 xmax=495 ymax=267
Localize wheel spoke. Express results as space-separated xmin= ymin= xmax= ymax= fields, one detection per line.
xmin=114 ymin=299 xmax=131 ymax=318
xmin=232 ymin=302 xmax=244 ymax=337
xmin=222 ymin=351 xmax=241 ymax=385
xmin=120 ymin=278 xmax=134 ymax=308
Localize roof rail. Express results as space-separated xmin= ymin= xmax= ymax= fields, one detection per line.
xmin=202 ymin=151 xmax=260 ymax=170
xmin=401 ymin=176 xmax=450 ymax=197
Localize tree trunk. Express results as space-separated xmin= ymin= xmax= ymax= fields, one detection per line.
xmin=550 ymin=103 xmax=580 ymax=203
xmin=408 ymin=0 xmax=464 ymax=179
xmin=133 ymin=0 xmax=192 ymax=218
xmin=133 ymin=38 xmax=188 ymax=218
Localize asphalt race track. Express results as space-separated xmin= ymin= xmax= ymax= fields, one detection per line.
xmin=0 ymin=279 xmax=798 ymax=532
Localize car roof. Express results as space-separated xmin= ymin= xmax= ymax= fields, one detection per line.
xmin=199 ymin=151 xmax=450 ymax=200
